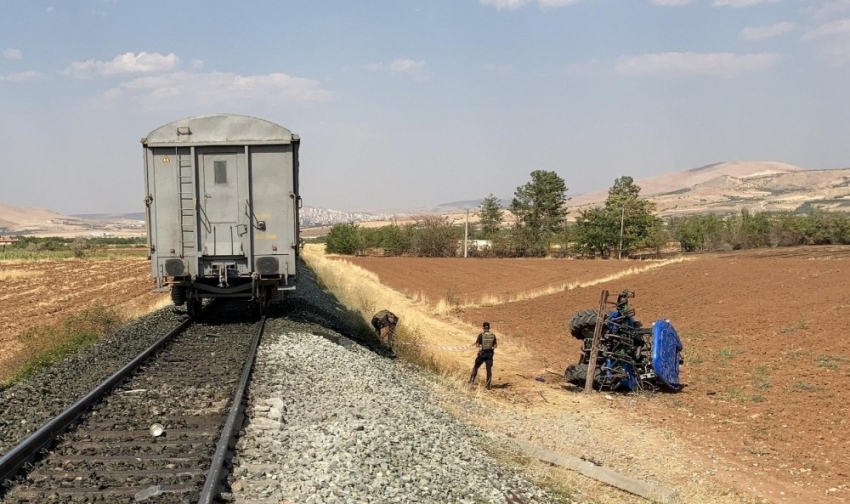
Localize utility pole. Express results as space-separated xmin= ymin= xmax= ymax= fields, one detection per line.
xmin=464 ymin=208 xmax=469 ymax=258
xmin=618 ymin=205 xmax=625 ymax=260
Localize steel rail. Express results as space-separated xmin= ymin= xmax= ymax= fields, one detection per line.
xmin=198 ymin=315 xmax=266 ymax=504
xmin=0 ymin=315 xmax=196 ymax=489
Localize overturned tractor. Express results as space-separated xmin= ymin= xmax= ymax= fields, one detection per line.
xmin=565 ymin=290 xmax=684 ymax=392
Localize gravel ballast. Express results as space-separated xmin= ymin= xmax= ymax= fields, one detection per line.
xmin=229 ymin=328 xmax=555 ymax=504
xmin=0 ymin=308 xmax=186 ymax=456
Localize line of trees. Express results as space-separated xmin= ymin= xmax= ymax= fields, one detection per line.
xmin=3 ymin=236 xmax=146 ymax=251
xmin=324 ymin=170 xmax=850 ymax=258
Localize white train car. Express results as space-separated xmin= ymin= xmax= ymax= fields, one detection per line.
xmin=142 ymin=114 xmax=301 ymax=315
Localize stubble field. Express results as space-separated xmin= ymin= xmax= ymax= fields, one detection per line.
xmin=0 ymin=257 xmax=168 ymax=379
xmin=341 ymin=247 xmax=850 ymax=504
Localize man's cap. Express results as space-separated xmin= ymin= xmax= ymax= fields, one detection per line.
xmin=483 ymin=321 xmax=490 ymax=328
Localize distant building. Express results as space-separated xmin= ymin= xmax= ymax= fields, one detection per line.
xmin=0 ymin=236 xmax=18 ymax=252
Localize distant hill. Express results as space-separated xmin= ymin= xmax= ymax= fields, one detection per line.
xmin=648 ymin=167 xmax=850 ymax=216
xmin=0 ymin=203 xmax=77 ymax=232
xmin=0 ymin=203 xmax=145 ymax=237
xmin=566 ymin=161 xmax=806 ymax=209
xmin=71 ymin=212 xmax=146 ymax=221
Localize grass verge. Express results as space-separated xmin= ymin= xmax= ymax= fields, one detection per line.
xmin=1 ymin=303 xmax=126 ymax=388
xmin=0 ymin=248 xmax=147 ymax=262
xmin=302 ymin=245 xmax=534 ymax=381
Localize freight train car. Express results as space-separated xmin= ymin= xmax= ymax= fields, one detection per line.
xmin=142 ymin=114 xmax=301 ymax=315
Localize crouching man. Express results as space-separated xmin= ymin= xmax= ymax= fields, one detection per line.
xmin=371 ymin=310 xmax=399 ymax=347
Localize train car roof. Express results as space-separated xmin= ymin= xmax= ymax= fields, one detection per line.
xmin=142 ymin=113 xmax=297 ymax=146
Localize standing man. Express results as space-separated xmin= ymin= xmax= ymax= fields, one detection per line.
xmin=469 ymin=322 xmax=498 ymax=390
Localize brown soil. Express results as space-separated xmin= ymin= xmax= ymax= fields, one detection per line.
xmin=342 ymin=256 xmax=642 ymax=304
xmin=344 ymin=247 xmax=850 ymax=503
xmin=0 ymin=258 xmax=166 ymax=379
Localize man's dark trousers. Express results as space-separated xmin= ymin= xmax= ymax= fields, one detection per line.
xmin=470 ymin=350 xmax=494 ymax=388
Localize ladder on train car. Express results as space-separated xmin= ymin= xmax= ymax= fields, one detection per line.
xmin=177 ymin=154 xmax=197 ymax=258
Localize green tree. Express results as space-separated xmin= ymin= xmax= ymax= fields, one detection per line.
xmin=573 ymin=176 xmax=659 ymax=258
xmin=478 ymin=194 xmax=503 ymax=238
xmin=380 ymin=223 xmax=415 ymax=256
xmin=509 ymin=170 xmax=569 ymax=255
xmin=325 ymin=223 xmax=363 ymax=255
xmin=605 ymin=176 xmax=660 ymax=256
xmin=411 ymin=215 xmax=461 ymax=257
xmin=572 ymin=207 xmax=620 ymax=258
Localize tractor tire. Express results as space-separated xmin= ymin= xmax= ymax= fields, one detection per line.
xmin=569 ymin=309 xmax=605 ymax=340
xmin=170 ymin=286 xmax=187 ymax=307
xmin=565 ymin=362 xmax=600 ymax=387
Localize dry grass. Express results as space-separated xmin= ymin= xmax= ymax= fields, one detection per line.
xmin=0 ymin=270 xmax=44 ymax=281
xmin=1 ymin=303 xmax=126 ymax=386
xmin=122 ymin=294 xmax=172 ymax=320
xmin=439 ymin=256 xmax=695 ymax=311
xmin=304 ymin=245 xmax=533 ymax=379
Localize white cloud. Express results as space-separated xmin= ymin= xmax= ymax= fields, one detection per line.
xmin=614 ymin=52 xmax=781 ymax=77
xmin=0 ymin=71 xmax=44 ymax=82
xmin=739 ymin=21 xmax=795 ymax=40
xmin=390 ymin=59 xmax=430 ymax=80
xmin=713 ymin=0 xmax=779 ymax=7
xmin=102 ymin=71 xmax=333 ymax=111
xmin=363 ymin=59 xmax=431 ymax=80
xmin=651 ymin=0 xmax=694 ymax=6
xmin=481 ymin=0 xmax=533 ymax=9
xmin=538 ymin=0 xmax=581 ymax=7
xmin=813 ymin=0 xmax=850 ymax=20
xmin=800 ymin=18 xmax=850 ymax=41
xmin=818 ymin=40 xmax=850 ymax=66
xmin=390 ymin=59 xmax=425 ymax=74
xmin=63 ymin=52 xmax=180 ymax=78
xmin=2 ymin=48 xmax=23 ymax=60
xmin=483 ymin=63 xmax=513 ymax=74
xmin=480 ymin=0 xmax=579 ymax=10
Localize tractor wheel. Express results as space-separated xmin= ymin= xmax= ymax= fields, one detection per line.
xmin=170 ymin=286 xmax=187 ymax=307
xmin=569 ymin=309 xmax=606 ymax=340
xmin=565 ymin=363 xmax=600 ymax=387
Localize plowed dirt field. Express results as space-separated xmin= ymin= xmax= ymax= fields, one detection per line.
xmin=0 ymin=257 xmax=167 ymax=379
xmin=343 ymin=247 xmax=850 ymax=504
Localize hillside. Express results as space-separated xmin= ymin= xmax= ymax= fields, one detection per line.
xmin=566 ymin=161 xmax=804 ymax=208
xmin=0 ymin=203 xmax=145 ymax=237
xmin=649 ymin=167 xmax=850 ymax=216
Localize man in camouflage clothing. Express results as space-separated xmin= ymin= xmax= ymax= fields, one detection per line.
xmin=371 ymin=310 xmax=399 ymax=347
xmin=468 ymin=322 xmax=498 ymax=390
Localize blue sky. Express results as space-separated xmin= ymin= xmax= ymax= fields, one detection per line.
xmin=1 ymin=0 xmax=849 ymax=214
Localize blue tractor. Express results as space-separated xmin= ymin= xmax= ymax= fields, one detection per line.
xmin=565 ymin=290 xmax=684 ymax=392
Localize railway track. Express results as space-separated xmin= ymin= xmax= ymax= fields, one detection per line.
xmin=0 ymin=302 xmax=264 ymax=504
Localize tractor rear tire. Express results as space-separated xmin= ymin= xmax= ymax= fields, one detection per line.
xmin=171 ymin=286 xmax=187 ymax=307
xmin=569 ymin=309 xmax=605 ymax=340
xmin=565 ymin=362 xmax=600 ymax=387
